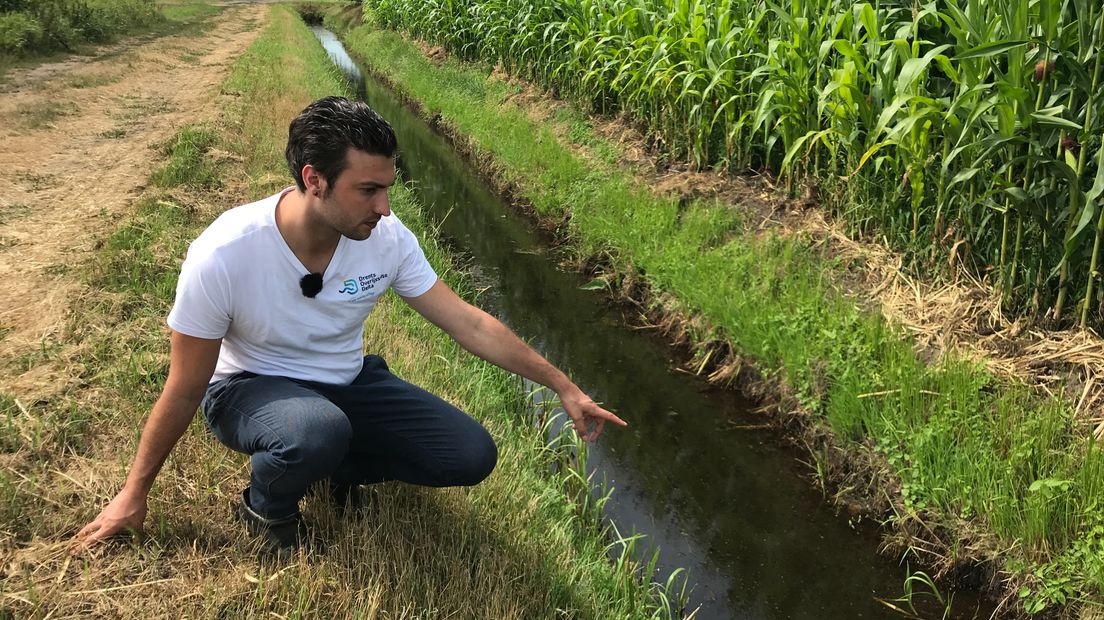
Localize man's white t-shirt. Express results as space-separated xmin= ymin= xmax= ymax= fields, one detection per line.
xmin=167 ymin=187 xmax=438 ymax=385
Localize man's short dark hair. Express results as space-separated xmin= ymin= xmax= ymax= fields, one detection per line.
xmin=285 ymin=96 xmax=398 ymax=193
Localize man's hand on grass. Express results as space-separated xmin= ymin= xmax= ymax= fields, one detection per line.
xmin=71 ymin=488 xmax=147 ymax=552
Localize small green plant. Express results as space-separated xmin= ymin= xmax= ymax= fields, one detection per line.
xmin=151 ymin=126 xmax=222 ymax=190
xmin=0 ymin=202 xmax=31 ymax=225
xmin=15 ymin=101 xmax=76 ymax=130
xmin=177 ymin=49 xmax=201 ymax=65
xmin=877 ymin=568 xmax=955 ymax=620
xmin=65 ymin=70 xmax=120 ymax=88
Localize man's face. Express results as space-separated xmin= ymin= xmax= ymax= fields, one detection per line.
xmin=314 ymin=148 xmax=396 ymax=241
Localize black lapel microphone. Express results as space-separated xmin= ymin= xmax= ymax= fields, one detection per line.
xmin=299 ymin=272 xmax=323 ymax=298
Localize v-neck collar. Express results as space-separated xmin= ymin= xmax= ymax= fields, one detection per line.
xmin=269 ymin=187 xmax=348 ymax=280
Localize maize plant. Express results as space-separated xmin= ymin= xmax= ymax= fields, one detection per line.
xmin=366 ymin=0 xmax=1104 ymax=329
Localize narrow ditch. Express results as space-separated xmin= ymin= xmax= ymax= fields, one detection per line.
xmin=311 ymin=25 xmax=995 ymax=620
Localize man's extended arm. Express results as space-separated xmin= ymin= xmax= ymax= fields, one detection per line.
xmin=402 ymin=280 xmax=626 ymax=441
xmin=73 ymin=330 xmax=221 ymax=549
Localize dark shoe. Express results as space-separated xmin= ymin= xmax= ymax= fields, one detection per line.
xmin=236 ymin=488 xmax=307 ymax=560
xmin=308 ymin=479 xmax=365 ymax=515
xmin=328 ymin=481 xmax=362 ymax=514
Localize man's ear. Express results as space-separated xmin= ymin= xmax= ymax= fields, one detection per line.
xmin=302 ymin=164 xmax=325 ymax=197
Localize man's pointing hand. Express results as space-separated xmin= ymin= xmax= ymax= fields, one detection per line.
xmin=560 ymin=391 xmax=627 ymax=442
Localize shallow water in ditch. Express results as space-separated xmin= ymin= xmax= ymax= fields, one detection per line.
xmin=312 ymin=26 xmax=993 ymax=620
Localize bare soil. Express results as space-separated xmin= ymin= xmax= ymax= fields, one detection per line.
xmin=0 ymin=5 xmax=267 ymax=399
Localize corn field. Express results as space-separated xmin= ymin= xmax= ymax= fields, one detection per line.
xmin=365 ymin=0 xmax=1104 ymax=328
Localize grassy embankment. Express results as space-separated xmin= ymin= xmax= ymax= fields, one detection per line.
xmin=330 ymin=10 xmax=1104 ymax=615
xmin=0 ymin=6 xmax=684 ymax=618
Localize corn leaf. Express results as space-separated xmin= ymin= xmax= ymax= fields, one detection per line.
xmin=897 ymin=44 xmax=951 ymax=91
xmin=952 ymin=39 xmax=1029 ymax=60
xmin=1087 ymin=144 xmax=1104 ymax=205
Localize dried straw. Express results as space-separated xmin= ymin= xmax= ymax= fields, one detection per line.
xmin=788 ymin=208 xmax=1104 ymax=427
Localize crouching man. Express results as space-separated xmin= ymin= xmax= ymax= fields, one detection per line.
xmin=73 ymin=96 xmax=625 ymax=557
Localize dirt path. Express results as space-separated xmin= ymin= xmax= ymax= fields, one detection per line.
xmin=0 ymin=6 xmax=266 ymax=397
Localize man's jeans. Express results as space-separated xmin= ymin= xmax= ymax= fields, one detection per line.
xmin=201 ymin=355 xmax=498 ymax=520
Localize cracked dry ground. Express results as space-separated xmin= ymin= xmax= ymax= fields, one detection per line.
xmin=0 ymin=6 xmax=266 ymax=399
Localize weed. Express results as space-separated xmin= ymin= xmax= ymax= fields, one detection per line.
xmin=8 ymin=336 xmax=62 ymax=373
xmin=0 ymin=202 xmax=31 ymax=224
xmin=14 ymin=100 xmax=76 ymax=130
xmin=177 ymin=50 xmax=202 ymax=65
xmin=42 ymin=263 xmax=70 ymax=276
xmin=150 ymin=127 xmax=221 ymax=190
xmin=111 ymin=94 xmax=172 ymax=122
xmin=65 ymin=71 xmax=120 ymax=89
xmin=877 ymin=568 xmax=956 ymax=620
xmin=16 ymin=172 xmax=55 ymax=191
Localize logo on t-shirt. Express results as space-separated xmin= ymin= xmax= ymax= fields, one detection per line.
xmin=340 ymin=273 xmax=390 ymax=296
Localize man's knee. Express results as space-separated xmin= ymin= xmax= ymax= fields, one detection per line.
xmin=448 ymin=430 xmax=498 ymax=486
xmin=278 ymin=407 xmax=353 ymax=473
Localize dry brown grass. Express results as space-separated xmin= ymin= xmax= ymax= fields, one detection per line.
xmin=782 ymin=208 xmax=1104 ymax=429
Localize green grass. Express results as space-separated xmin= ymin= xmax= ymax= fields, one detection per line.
xmin=336 ymin=20 xmax=1104 ymax=614
xmin=150 ymin=126 xmax=221 ymax=189
xmin=157 ymin=2 xmax=223 ymax=23
xmin=0 ymin=6 xmax=685 ymax=618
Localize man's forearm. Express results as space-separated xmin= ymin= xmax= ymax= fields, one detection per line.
xmin=409 ymin=285 xmax=625 ymax=441
xmin=73 ymin=332 xmax=220 ymax=548
xmin=453 ymin=310 xmax=578 ymax=396
xmin=121 ymin=392 xmax=202 ymax=496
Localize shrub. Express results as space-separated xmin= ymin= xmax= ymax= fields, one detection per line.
xmin=86 ymin=0 xmax=161 ymax=35
xmin=0 ymin=0 xmax=160 ymax=55
xmin=0 ymin=11 xmax=40 ymax=53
